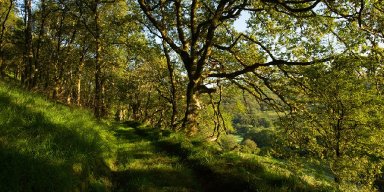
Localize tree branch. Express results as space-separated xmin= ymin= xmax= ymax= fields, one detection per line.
xmin=265 ymin=0 xmax=321 ymax=13
xmin=138 ymin=0 xmax=189 ymax=61
xmin=174 ymin=0 xmax=188 ymax=50
xmin=209 ymin=57 xmax=333 ymax=79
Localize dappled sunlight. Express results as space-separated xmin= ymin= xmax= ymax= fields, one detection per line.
xmin=0 ymin=81 xmax=114 ymax=191
xmin=111 ymin=125 xmax=201 ymax=191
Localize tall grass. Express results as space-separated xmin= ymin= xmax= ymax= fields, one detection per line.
xmin=0 ymin=80 xmax=116 ymax=191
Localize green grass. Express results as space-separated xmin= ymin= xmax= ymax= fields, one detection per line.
xmin=133 ymin=125 xmax=338 ymax=192
xmin=0 ymin=79 xmax=339 ymax=192
xmin=0 ymin=80 xmax=116 ymax=191
xmin=111 ymin=125 xmax=202 ymax=191
xmin=0 ymin=80 xmax=201 ymax=191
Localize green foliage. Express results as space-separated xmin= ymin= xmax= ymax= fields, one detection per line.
xmin=241 ymin=139 xmax=260 ymax=154
xmin=280 ymin=57 xmax=384 ymax=190
xmin=247 ymin=128 xmax=277 ymax=148
xmin=218 ymin=134 xmax=240 ymax=152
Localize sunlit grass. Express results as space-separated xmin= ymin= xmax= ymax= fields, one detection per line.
xmin=137 ymin=125 xmax=339 ymax=192
xmin=0 ymin=80 xmax=339 ymax=192
xmin=110 ymin=125 xmax=202 ymax=191
xmin=0 ymin=80 xmax=116 ymax=191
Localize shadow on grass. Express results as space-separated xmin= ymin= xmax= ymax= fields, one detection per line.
xmin=114 ymin=125 xmax=253 ymax=192
xmin=0 ymin=93 xmax=110 ymax=191
xmin=114 ymin=128 xmax=142 ymax=142
xmin=112 ymin=168 xmax=200 ymax=192
xmin=0 ymin=145 xmax=73 ymax=192
xmin=127 ymin=125 xmax=331 ymax=192
xmin=155 ymin=139 xmax=253 ymax=192
xmin=111 ymin=124 xmax=203 ymax=192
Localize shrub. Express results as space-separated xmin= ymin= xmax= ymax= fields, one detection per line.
xmin=219 ymin=134 xmax=240 ymax=151
xmin=241 ymin=139 xmax=260 ymax=154
xmin=248 ymin=129 xmax=276 ymax=148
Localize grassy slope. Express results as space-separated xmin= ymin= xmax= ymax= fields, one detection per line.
xmin=0 ymin=80 xmax=116 ymax=191
xmin=0 ymin=80 xmax=337 ymax=192
xmin=0 ymin=80 xmax=201 ymax=192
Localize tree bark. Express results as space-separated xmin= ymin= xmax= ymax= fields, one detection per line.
xmin=22 ymin=0 xmax=34 ymax=89
xmin=137 ymin=0 xmax=253 ymax=135
xmin=182 ymin=80 xmax=200 ymax=135
xmin=77 ymin=45 xmax=86 ymax=106
xmin=52 ymin=9 xmax=65 ymax=100
xmin=93 ymin=0 xmax=104 ymax=119
xmin=162 ymin=41 xmax=178 ymax=130
xmin=33 ymin=0 xmax=47 ymax=86
xmin=0 ymin=0 xmax=13 ymax=78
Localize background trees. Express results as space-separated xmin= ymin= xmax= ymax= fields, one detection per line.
xmin=0 ymin=0 xmax=16 ymax=77
xmin=280 ymin=57 xmax=384 ymax=189
xmin=2 ymin=0 xmax=159 ymax=117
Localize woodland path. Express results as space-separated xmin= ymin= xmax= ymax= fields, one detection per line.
xmin=111 ymin=124 xmax=202 ymax=192
xmin=111 ymin=123 xmax=252 ymax=192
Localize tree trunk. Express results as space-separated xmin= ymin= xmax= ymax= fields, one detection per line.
xmin=93 ymin=0 xmax=103 ymax=119
xmin=33 ymin=0 xmax=47 ymax=86
xmin=0 ymin=0 xmax=13 ymax=78
xmin=0 ymin=54 xmax=4 ymax=78
xmin=76 ymin=73 xmax=82 ymax=106
xmin=101 ymin=77 xmax=107 ymax=116
xmin=52 ymin=12 xmax=64 ymax=100
xmin=162 ymin=41 xmax=178 ymax=130
xmin=66 ymin=63 xmax=74 ymax=105
xmin=94 ymin=41 xmax=102 ymax=118
xmin=77 ymin=50 xmax=85 ymax=106
xmin=22 ymin=0 xmax=34 ymax=89
xmin=182 ymin=81 xmax=200 ymax=136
